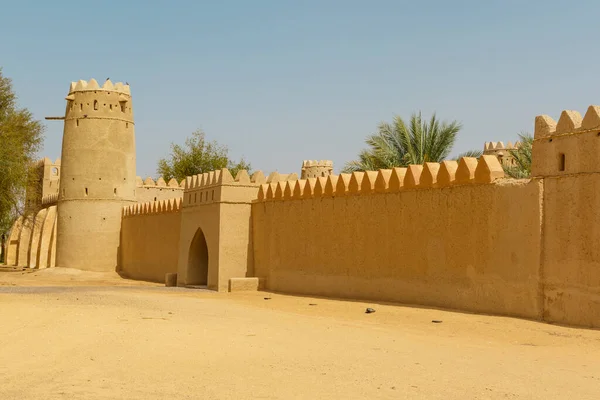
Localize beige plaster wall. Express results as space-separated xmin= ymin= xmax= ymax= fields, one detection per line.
xmin=36 ymin=206 xmax=57 ymax=269
xmin=252 ymin=179 xmax=543 ymax=319
xmin=5 ymin=216 xmax=23 ymax=265
xmin=27 ymin=208 xmax=48 ymax=268
xmin=541 ymin=174 xmax=600 ymax=328
xmin=120 ymin=207 xmax=182 ymax=283
xmin=56 ymin=79 xmax=136 ymax=272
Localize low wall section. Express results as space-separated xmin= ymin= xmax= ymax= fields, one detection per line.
xmin=252 ymin=156 xmax=544 ymax=319
xmin=119 ymin=198 xmax=182 ymax=283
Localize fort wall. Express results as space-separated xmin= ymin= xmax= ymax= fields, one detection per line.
xmin=135 ymin=176 xmax=185 ymax=203
xmin=252 ymin=156 xmax=544 ymax=319
xmin=119 ymin=199 xmax=182 ymax=283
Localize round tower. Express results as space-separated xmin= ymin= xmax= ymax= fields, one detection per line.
xmin=301 ymin=160 xmax=334 ymax=179
xmin=56 ymin=79 xmax=136 ymax=271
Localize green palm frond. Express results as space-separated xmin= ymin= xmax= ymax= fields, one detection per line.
xmin=344 ymin=111 xmax=463 ymax=171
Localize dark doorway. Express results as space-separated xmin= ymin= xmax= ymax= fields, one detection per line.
xmin=187 ymin=228 xmax=209 ymax=285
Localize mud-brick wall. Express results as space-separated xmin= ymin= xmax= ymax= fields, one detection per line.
xmin=119 ymin=202 xmax=182 ymax=283
xmin=542 ymin=174 xmax=600 ymax=328
xmin=252 ymin=178 xmax=543 ymax=319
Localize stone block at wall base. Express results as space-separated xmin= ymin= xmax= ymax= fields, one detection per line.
xmin=165 ymin=273 xmax=178 ymax=287
xmin=229 ymin=277 xmax=260 ymax=292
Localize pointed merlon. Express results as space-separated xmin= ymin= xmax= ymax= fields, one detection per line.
xmin=494 ymin=142 xmax=505 ymax=150
xmin=287 ymin=172 xmax=299 ymax=181
xmin=207 ymin=171 xmax=215 ymax=186
xmin=302 ymin=178 xmax=317 ymax=199
xmin=534 ymin=115 xmax=557 ymax=139
xmin=360 ymin=171 xmax=378 ymax=194
xmin=219 ymin=168 xmax=234 ymax=184
xmin=404 ymin=165 xmax=423 ymax=189
xmin=156 ymin=177 xmax=166 ymax=187
xmin=266 ymin=182 xmax=278 ymax=200
xmin=168 ymin=178 xmax=179 ymax=187
xmin=292 ymin=179 xmax=307 ymax=199
xmin=185 ymin=176 xmax=192 ymax=190
xmin=284 ymin=180 xmax=297 ymax=199
xmin=144 ymin=177 xmax=156 ymax=186
xmin=69 ymin=82 xmax=77 ymax=94
xmin=180 ymin=179 xmax=186 ymax=188
xmin=235 ymin=169 xmax=251 ymax=184
xmin=335 ymin=174 xmax=351 ymax=196
xmin=136 ymin=176 xmax=144 ymax=187
xmin=581 ymin=105 xmax=600 ymax=131
xmin=388 ymin=168 xmax=407 ymax=192
xmin=314 ymin=177 xmax=328 ymax=197
xmin=455 ymin=157 xmax=478 ymax=184
xmin=420 ymin=163 xmax=440 ymax=188
xmin=555 ymin=110 xmax=582 ymax=135
xmin=87 ymin=78 xmax=100 ymax=90
xmin=251 ymin=170 xmax=266 ymax=184
xmin=348 ymin=172 xmax=365 ymax=194
xmin=257 ymin=184 xmax=268 ymax=201
xmin=201 ymin=172 xmax=209 ymax=187
xmin=374 ymin=169 xmax=392 ymax=193
xmin=274 ymin=181 xmax=285 ymax=200
xmin=103 ymin=79 xmax=114 ymax=90
xmin=213 ymin=170 xmax=222 ymax=185
xmin=475 ymin=155 xmax=505 ymax=184
xmin=324 ymin=175 xmax=338 ymax=196
xmin=438 ymin=160 xmax=458 ymax=187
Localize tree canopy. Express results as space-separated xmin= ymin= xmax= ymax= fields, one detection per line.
xmin=342 ymin=112 xmax=480 ymax=172
xmin=503 ymin=132 xmax=533 ymax=179
xmin=0 ymin=68 xmax=45 ymax=236
xmin=157 ymin=129 xmax=251 ymax=182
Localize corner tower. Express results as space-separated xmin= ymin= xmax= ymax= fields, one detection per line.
xmin=56 ymin=79 xmax=136 ymax=271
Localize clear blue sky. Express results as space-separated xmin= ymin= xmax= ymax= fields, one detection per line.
xmin=2 ymin=0 xmax=599 ymax=178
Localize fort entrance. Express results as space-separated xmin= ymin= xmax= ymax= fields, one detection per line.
xmin=187 ymin=228 xmax=209 ymax=286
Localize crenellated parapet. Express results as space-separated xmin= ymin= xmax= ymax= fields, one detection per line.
xmin=182 ymin=168 xmax=300 ymax=207
xmin=531 ymin=105 xmax=600 ymax=177
xmin=256 ymin=156 xmax=505 ymax=201
xmin=483 ymin=141 xmax=521 ymax=168
xmin=64 ymin=78 xmax=133 ymax=126
xmin=301 ymin=160 xmax=334 ymax=179
xmin=136 ymin=176 xmax=185 ymax=188
xmin=123 ymin=198 xmax=182 ymax=218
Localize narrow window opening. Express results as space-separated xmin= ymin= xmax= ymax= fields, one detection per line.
xmin=93 ymin=100 xmax=98 ymax=110
xmin=114 ymin=188 xmax=117 ymax=196
xmin=211 ymin=190 xmax=214 ymax=200
xmin=559 ymin=153 xmax=566 ymax=171
xmin=194 ymin=193 xmax=197 ymax=203
xmin=76 ymin=119 xmax=79 ymax=127
xmin=110 ymin=104 xmax=113 ymax=110
xmin=85 ymin=188 xmax=88 ymax=196
xmin=80 ymin=103 xmax=83 ymax=111
xmin=126 ymin=122 xmax=129 ymax=128
xmin=188 ymin=194 xmax=191 ymax=203
xmin=154 ymin=197 xmax=157 ymax=201
xmin=120 ymin=101 xmax=126 ymax=112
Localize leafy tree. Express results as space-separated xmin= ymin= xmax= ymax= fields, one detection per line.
xmin=0 ymin=68 xmax=45 ymax=239
xmin=342 ymin=112 xmax=479 ymax=172
xmin=157 ymin=129 xmax=251 ymax=182
xmin=503 ymin=132 xmax=533 ymax=179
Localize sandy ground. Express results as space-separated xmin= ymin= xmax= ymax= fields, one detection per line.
xmin=1 ymin=268 xmax=599 ymax=400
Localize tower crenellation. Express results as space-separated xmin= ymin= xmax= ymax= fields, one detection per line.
xmin=301 ymin=160 xmax=333 ymax=179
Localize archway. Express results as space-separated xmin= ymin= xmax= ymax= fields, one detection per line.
xmin=187 ymin=227 xmax=209 ymax=285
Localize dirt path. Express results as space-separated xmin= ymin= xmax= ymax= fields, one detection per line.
xmin=1 ymin=268 xmax=599 ymax=399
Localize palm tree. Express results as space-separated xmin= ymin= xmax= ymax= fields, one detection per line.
xmin=342 ymin=112 xmax=477 ymax=172
xmin=503 ymin=132 xmax=533 ymax=179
